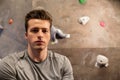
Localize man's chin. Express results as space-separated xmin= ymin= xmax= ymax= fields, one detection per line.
xmin=34 ymin=46 xmax=45 ymax=50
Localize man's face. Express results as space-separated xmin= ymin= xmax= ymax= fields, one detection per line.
xmin=25 ymin=19 xmax=50 ymax=50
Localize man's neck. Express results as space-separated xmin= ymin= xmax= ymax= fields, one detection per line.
xmin=27 ymin=47 xmax=48 ymax=62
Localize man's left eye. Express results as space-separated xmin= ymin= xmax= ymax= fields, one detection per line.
xmin=42 ymin=29 xmax=48 ymax=33
xmin=31 ymin=29 xmax=39 ymax=33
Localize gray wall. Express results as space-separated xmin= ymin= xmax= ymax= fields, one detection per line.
xmin=0 ymin=0 xmax=32 ymax=57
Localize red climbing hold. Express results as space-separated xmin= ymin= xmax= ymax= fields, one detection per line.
xmin=100 ymin=21 xmax=105 ymax=27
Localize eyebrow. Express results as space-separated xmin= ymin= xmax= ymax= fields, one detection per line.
xmin=30 ymin=27 xmax=50 ymax=30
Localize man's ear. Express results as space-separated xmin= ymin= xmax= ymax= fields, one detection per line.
xmin=24 ymin=32 xmax=28 ymax=40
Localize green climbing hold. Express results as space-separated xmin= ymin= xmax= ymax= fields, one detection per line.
xmin=79 ymin=0 xmax=86 ymax=4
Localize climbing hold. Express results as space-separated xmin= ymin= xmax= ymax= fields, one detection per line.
xmin=79 ymin=0 xmax=87 ymax=4
xmin=0 ymin=25 xmax=4 ymax=35
xmin=95 ymin=55 xmax=109 ymax=68
xmin=100 ymin=21 xmax=105 ymax=27
xmin=78 ymin=16 xmax=90 ymax=25
xmin=0 ymin=25 xmax=4 ymax=30
xmin=50 ymin=25 xmax=71 ymax=44
xmin=8 ymin=18 xmax=13 ymax=24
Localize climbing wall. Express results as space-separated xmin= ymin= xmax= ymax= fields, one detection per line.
xmin=0 ymin=0 xmax=32 ymax=57
xmin=33 ymin=0 xmax=120 ymax=48
xmin=32 ymin=0 xmax=120 ymax=80
xmin=0 ymin=0 xmax=120 ymax=80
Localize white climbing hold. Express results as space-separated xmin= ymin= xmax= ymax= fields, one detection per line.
xmin=79 ymin=16 xmax=90 ymax=25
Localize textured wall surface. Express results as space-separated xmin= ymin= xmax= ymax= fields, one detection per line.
xmin=0 ymin=0 xmax=32 ymax=57
xmin=33 ymin=0 xmax=120 ymax=48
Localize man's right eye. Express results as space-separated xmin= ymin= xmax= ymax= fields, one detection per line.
xmin=31 ymin=28 xmax=39 ymax=33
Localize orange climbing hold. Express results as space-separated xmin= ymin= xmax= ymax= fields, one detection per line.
xmin=8 ymin=18 xmax=13 ymax=24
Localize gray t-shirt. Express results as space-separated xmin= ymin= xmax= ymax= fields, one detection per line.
xmin=0 ymin=50 xmax=74 ymax=80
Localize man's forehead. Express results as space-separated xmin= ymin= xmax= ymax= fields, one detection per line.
xmin=28 ymin=19 xmax=50 ymax=29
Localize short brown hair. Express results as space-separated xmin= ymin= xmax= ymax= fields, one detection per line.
xmin=25 ymin=9 xmax=52 ymax=32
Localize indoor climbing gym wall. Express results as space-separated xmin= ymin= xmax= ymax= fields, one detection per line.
xmin=0 ymin=0 xmax=120 ymax=80
xmin=0 ymin=0 xmax=32 ymax=57
xmin=32 ymin=0 xmax=120 ymax=48
xmin=32 ymin=0 xmax=120 ymax=80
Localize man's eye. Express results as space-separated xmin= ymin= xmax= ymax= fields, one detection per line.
xmin=42 ymin=29 xmax=48 ymax=33
xmin=31 ymin=29 xmax=39 ymax=33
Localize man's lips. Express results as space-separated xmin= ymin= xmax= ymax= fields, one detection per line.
xmin=35 ymin=40 xmax=45 ymax=44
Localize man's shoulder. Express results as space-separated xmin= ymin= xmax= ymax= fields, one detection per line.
xmin=0 ymin=50 xmax=26 ymax=64
xmin=0 ymin=50 xmax=26 ymax=76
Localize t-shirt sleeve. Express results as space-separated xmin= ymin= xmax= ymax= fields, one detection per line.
xmin=62 ymin=56 xmax=74 ymax=80
xmin=0 ymin=55 xmax=17 ymax=80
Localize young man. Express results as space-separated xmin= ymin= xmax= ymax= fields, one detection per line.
xmin=0 ymin=9 xmax=74 ymax=80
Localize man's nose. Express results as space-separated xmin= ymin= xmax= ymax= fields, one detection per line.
xmin=37 ymin=30 xmax=44 ymax=38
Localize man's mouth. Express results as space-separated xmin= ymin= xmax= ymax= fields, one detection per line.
xmin=35 ymin=41 xmax=45 ymax=45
